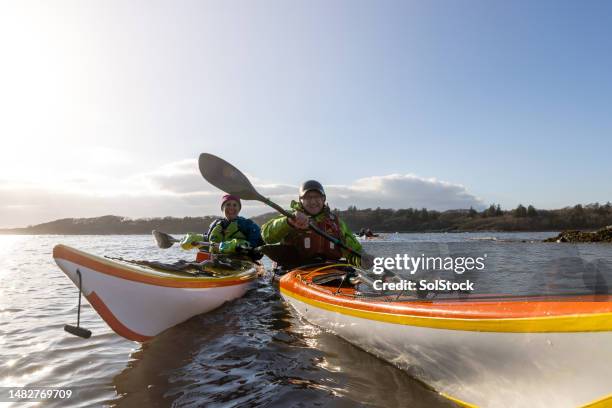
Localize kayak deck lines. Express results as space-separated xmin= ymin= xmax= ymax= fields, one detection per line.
xmin=53 ymin=244 xmax=255 ymax=288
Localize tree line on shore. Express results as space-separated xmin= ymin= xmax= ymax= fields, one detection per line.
xmin=1 ymin=202 xmax=611 ymax=235
xmin=337 ymin=202 xmax=612 ymax=232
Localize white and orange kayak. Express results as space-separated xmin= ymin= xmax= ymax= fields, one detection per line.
xmin=53 ymin=244 xmax=259 ymax=342
xmin=279 ymin=264 xmax=612 ymax=408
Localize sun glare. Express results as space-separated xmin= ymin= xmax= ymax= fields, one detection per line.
xmin=0 ymin=3 xmax=96 ymax=183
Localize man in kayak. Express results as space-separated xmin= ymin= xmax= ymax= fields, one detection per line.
xmin=262 ymin=180 xmax=370 ymax=267
xmin=181 ymin=194 xmax=264 ymax=257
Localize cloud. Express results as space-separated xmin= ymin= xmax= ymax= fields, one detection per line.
xmin=0 ymin=187 xmax=216 ymax=228
xmin=136 ymin=159 xmax=208 ymax=194
xmin=327 ymin=174 xmax=483 ymax=211
xmin=0 ymin=160 xmax=483 ymax=228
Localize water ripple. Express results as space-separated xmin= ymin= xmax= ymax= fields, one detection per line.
xmin=2 ymin=233 xmax=610 ymax=407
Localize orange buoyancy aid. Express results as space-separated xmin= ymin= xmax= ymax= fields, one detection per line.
xmin=282 ymin=213 xmax=344 ymax=262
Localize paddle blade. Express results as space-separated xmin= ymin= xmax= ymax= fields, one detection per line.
xmin=198 ymin=153 xmax=262 ymax=200
xmin=152 ymin=230 xmax=177 ymax=249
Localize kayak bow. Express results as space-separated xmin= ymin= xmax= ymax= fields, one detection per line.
xmin=279 ymin=265 xmax=612 ymax=408
xmin=54 ymin=244 xmax=259 ymax=341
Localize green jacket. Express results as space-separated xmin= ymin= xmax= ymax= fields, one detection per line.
xmin=181 ymin=217 xmax=262 ymax=255
xmin=261 ymin=200 xmax=363 ymax=266
xmin=207 ymin=219 xmax=250 ymax=254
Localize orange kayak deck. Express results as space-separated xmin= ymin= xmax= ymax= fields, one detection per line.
xmin=279 ymin=266 xmax=612 ymax=332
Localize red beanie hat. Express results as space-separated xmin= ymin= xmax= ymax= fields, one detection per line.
xmin=221 ymin=194 xmax=241 ymax=210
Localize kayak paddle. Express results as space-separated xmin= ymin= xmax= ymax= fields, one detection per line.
xmin=152 ymin=230 xmax=215 ymax=249
xmin=198 ymin=153 xmax=365 ymax=262
xmin=153 ymin=229 xmax=266 ymax=261
xmin=197 ymin=154 xmax=407 ymax=283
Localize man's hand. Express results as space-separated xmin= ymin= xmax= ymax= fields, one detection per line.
xmin=288 ymin=211 xmax=310 ymax=230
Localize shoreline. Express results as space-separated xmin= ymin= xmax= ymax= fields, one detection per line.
xmin=0 ymin=230 xmax=564 ymax=236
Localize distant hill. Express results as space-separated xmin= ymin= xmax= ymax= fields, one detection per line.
xmin=250 ymin=211 xmax=279 ymax=226
xmin=0 ymin=215 xmax=219 ymax=235
xmin=0 ymin=213 xmax=281 ymax=235
xmin=1 ymin=202 xmax=611 ymax=235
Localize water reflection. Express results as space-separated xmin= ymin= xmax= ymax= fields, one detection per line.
xmin=3 ymin=234 xmax=612 ymax=408
xmin=582 ymin=259 xmax=610 ymax=295
xmin=111 ymin=281 xmax=454 ymax=407
xmin=541 ymin=256 xmax=611 ymax=296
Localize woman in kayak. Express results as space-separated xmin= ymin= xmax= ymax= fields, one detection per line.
xmin=262 ymin=180 xmax=370 ymax=267
xmin=181 ymin=194 xmax=263 ymax=257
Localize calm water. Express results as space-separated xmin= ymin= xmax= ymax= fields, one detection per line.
xmin=1 ymin=233 xmax=611 ymax=407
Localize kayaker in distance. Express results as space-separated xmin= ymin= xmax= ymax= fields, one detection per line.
xmin=358 ymin=228 xmax=379 ymax=238
xmin=181 ymin=194 xmax=264 ymax=258
xmin=262 ymin=180 xmax=372 ymax=268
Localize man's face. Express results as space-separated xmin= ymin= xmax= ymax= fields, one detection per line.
xmin=300 ymin=190 xmax=325 ymax=215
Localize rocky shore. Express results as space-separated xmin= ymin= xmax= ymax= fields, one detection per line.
xmin=544 ymin=226 xmax=612 ymax=243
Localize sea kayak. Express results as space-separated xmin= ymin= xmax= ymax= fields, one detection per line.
xmin=53 ymin=244 xmax=260 ymax=341
xmin=279 ymin=264 xmax=612 ymax=408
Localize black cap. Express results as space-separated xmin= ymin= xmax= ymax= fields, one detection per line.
xmin=299 ymin=180 xmax=325 ymax=198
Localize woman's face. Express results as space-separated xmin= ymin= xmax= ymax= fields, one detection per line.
xmin=223 ymin=200 xmax=240 ymax=220
xmin=301 ymin=191 xmax=325 ymax=215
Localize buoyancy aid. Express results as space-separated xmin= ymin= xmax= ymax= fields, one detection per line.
xmin=283 ymin=212 xmax=344 ymax=261
xmin=207 ymin=217 xmax=263 ymax=247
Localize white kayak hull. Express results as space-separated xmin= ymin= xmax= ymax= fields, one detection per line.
xmin=280 ymin=267 xmax=612 ymax=408
xmin=54 ymin=245 xmax=257 ymax=341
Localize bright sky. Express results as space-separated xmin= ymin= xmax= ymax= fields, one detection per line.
xmin=1 ymin=0 xmax=611 ymax=228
